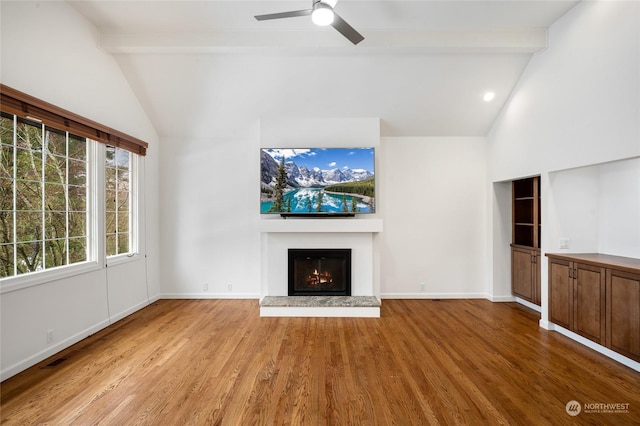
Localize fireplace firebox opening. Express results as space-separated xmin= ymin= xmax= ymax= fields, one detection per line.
xmin=288 ymin=249 xmax=352 ymax=296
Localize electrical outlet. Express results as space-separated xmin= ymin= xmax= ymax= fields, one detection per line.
xmin=227 ymin=283 xmax=232 ymax=292
xmin=419 ymin=282 xmax=425 ymax=292
xmin=203 ymin=282 xmax=209 ymax=292
xmin=46 ymin=329 xmax=54 ymax=344
xmin=559 ymin=238 xmax=569 ymax=249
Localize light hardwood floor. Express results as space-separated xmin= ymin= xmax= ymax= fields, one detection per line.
xmin=2 ymin=299 xmax=639 ymax=425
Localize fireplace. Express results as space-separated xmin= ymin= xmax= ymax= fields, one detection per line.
xmin=288 ymin=249 xmax=352 ymax=296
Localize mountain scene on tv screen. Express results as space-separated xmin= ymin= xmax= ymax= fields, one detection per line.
xmin=260 ymin=148 xmax=375 ymax=214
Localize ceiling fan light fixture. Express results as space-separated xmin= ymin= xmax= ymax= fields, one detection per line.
xmin=312 ymin=4 xmax=334 ymax=26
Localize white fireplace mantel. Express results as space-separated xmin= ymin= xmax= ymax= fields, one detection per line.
xmin=259 ymin=218 xmax=382 ymax=317
xmin=259 ymin=218 xmax=383 ymax=234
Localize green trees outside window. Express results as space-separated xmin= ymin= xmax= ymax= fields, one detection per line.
xmin=0 ymin=112 xmax=88 ymax=278
xmin=1 ymin=111 xmax=138 ymax=280
xmin=105 ymin=146 xmax=132 ymax=257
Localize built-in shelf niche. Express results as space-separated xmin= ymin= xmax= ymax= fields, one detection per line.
xmin=512 ymin=177 xmax=541 ymax=248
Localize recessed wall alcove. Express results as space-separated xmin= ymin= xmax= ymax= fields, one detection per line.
xmin=259 ymin=219 xmax=383 ymax=317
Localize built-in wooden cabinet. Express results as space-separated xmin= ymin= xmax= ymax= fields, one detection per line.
xmin=547 ymin=253 xmax=640 ymax=362
xmin=511 ymin=245 xmax=541 ymax=304
xmin=607 ymin=268 xmax=640 ymax=361
xmin=548 ymin=258 xmax=572 ymax=329
xmin=511 ymin=177 xmax=541 ymax=305
xmin=548 ymin=257 xmax=605 ymax=344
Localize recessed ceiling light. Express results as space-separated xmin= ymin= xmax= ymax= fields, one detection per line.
xmin=483 ymin=92 xmax=496 ymax=102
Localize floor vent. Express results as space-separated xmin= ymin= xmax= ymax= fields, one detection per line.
xmin=43 ymin=357 xmax=68 ymax=368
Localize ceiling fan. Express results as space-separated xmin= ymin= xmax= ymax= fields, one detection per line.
xmin=254 ymin=0 xmax=364 ymax=45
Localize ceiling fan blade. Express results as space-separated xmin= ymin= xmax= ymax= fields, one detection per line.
xmin=254 ymin=9 xmax=312 ymax=21
xmin=331 ymin=13 xmax=364 ymax=45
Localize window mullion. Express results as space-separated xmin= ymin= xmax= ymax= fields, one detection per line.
xmin=65 ymin=132 xmax=70 ymax=266
xmin=115 ymin=161 xmax=119 ymax=255
xmin=40 ymin=123 xmax=46 ymax=271
xmin=94 ymin=141 xmax=105 ymax=267
xmin=11 ymin=115 xmax=17 ymax=276
xmin=129 ymin=160 xmax=133 ymax=254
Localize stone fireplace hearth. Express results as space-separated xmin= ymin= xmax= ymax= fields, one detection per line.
xmin=260 ymin=295 xmax=380 ymax=317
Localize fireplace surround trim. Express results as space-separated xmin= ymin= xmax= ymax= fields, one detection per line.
xmin=260 ymin=225 xmax=382 ymax=316
xmin=259 ymin=218 xmax=383 ymax=233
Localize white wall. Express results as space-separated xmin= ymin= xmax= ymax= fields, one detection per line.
xmin=547 ymin=166 xmax=601 ymax=253
xmin=546 ymin=157 xmax=640 ymax=257
xmin=488 ymin=0 xmax=640 ymax=181
xmin=487 ymin=0 xmax=640 ymax=328
xmin=598 ymin=158 xmax=640 ymax=257
xmin=159 ymin=117 xmax=381 ymax=298
xmin=159 ymin=119 xmax=489 ymax=302
xmin=159 ymin=132 xmax=262 ymax=298
xmin=489 ymin=181 xmax=513 ymax=300
xmin=0 ymin=1 xmax=160 ymax=380
xmin=379 ymin=137 xmax=488 ymax=298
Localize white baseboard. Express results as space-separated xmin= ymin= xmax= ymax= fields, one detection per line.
xmin=488 ymin=295 xmax=517 ymax=302
xmin=514 ymin=297 xmax=542 ymax=312
xmin=381 ymin=292 xmax=489 ymax=299
xmin=0 ymin=319 xmax=110 ymax=382
xmin=109 ymin=299 xmax=152 ymax=323
xmin=1 ymin=298 xmax=157 ymax=382
xmin=160 ymin=292 xmax=260 ymax=299
xmin=550 ymin=324 xmax=640 ymax=372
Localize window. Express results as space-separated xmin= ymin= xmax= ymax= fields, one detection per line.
xmin=0 ymin=112 xmax=89 ymax=278
xmin=0 ymin=84 xmax=148 ymax=286
xmin=106 ymin=146 xmax=135 ymax=257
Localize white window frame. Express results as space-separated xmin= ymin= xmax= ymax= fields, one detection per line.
xmin=0 ymin=118 xmax=100 ymax=293
xmin=106 ymin=146 xmax=140 ymax=266
xmin=0 ymin=142 xmax=143 ymax=293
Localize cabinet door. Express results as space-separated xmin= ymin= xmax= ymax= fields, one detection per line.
xmin=573 ymin=263 xmax=606 ymax=345
xmin=533 ymin=252 xmax=541 ymax=306
xmin=512 ymin=247 xmax=534 ymax=302
xmin=549 ymin=259 xmax=572 ymax=329
xmin=607 ymin=269 xmax=640 ymax=362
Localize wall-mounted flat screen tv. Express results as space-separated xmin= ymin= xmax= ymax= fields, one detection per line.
xmin=260 ymin=148 xmax=375 ymax=215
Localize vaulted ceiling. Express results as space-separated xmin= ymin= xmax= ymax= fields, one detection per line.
xmin=70 ymin=0 xmax=580 ymax=138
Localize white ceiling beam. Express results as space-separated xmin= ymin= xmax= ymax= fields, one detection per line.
xmin=99 ymin=28 xmax=547 ymax=54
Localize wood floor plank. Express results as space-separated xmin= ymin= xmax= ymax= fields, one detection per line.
xmin=2 ymin=299 xmax=639 ymax=425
